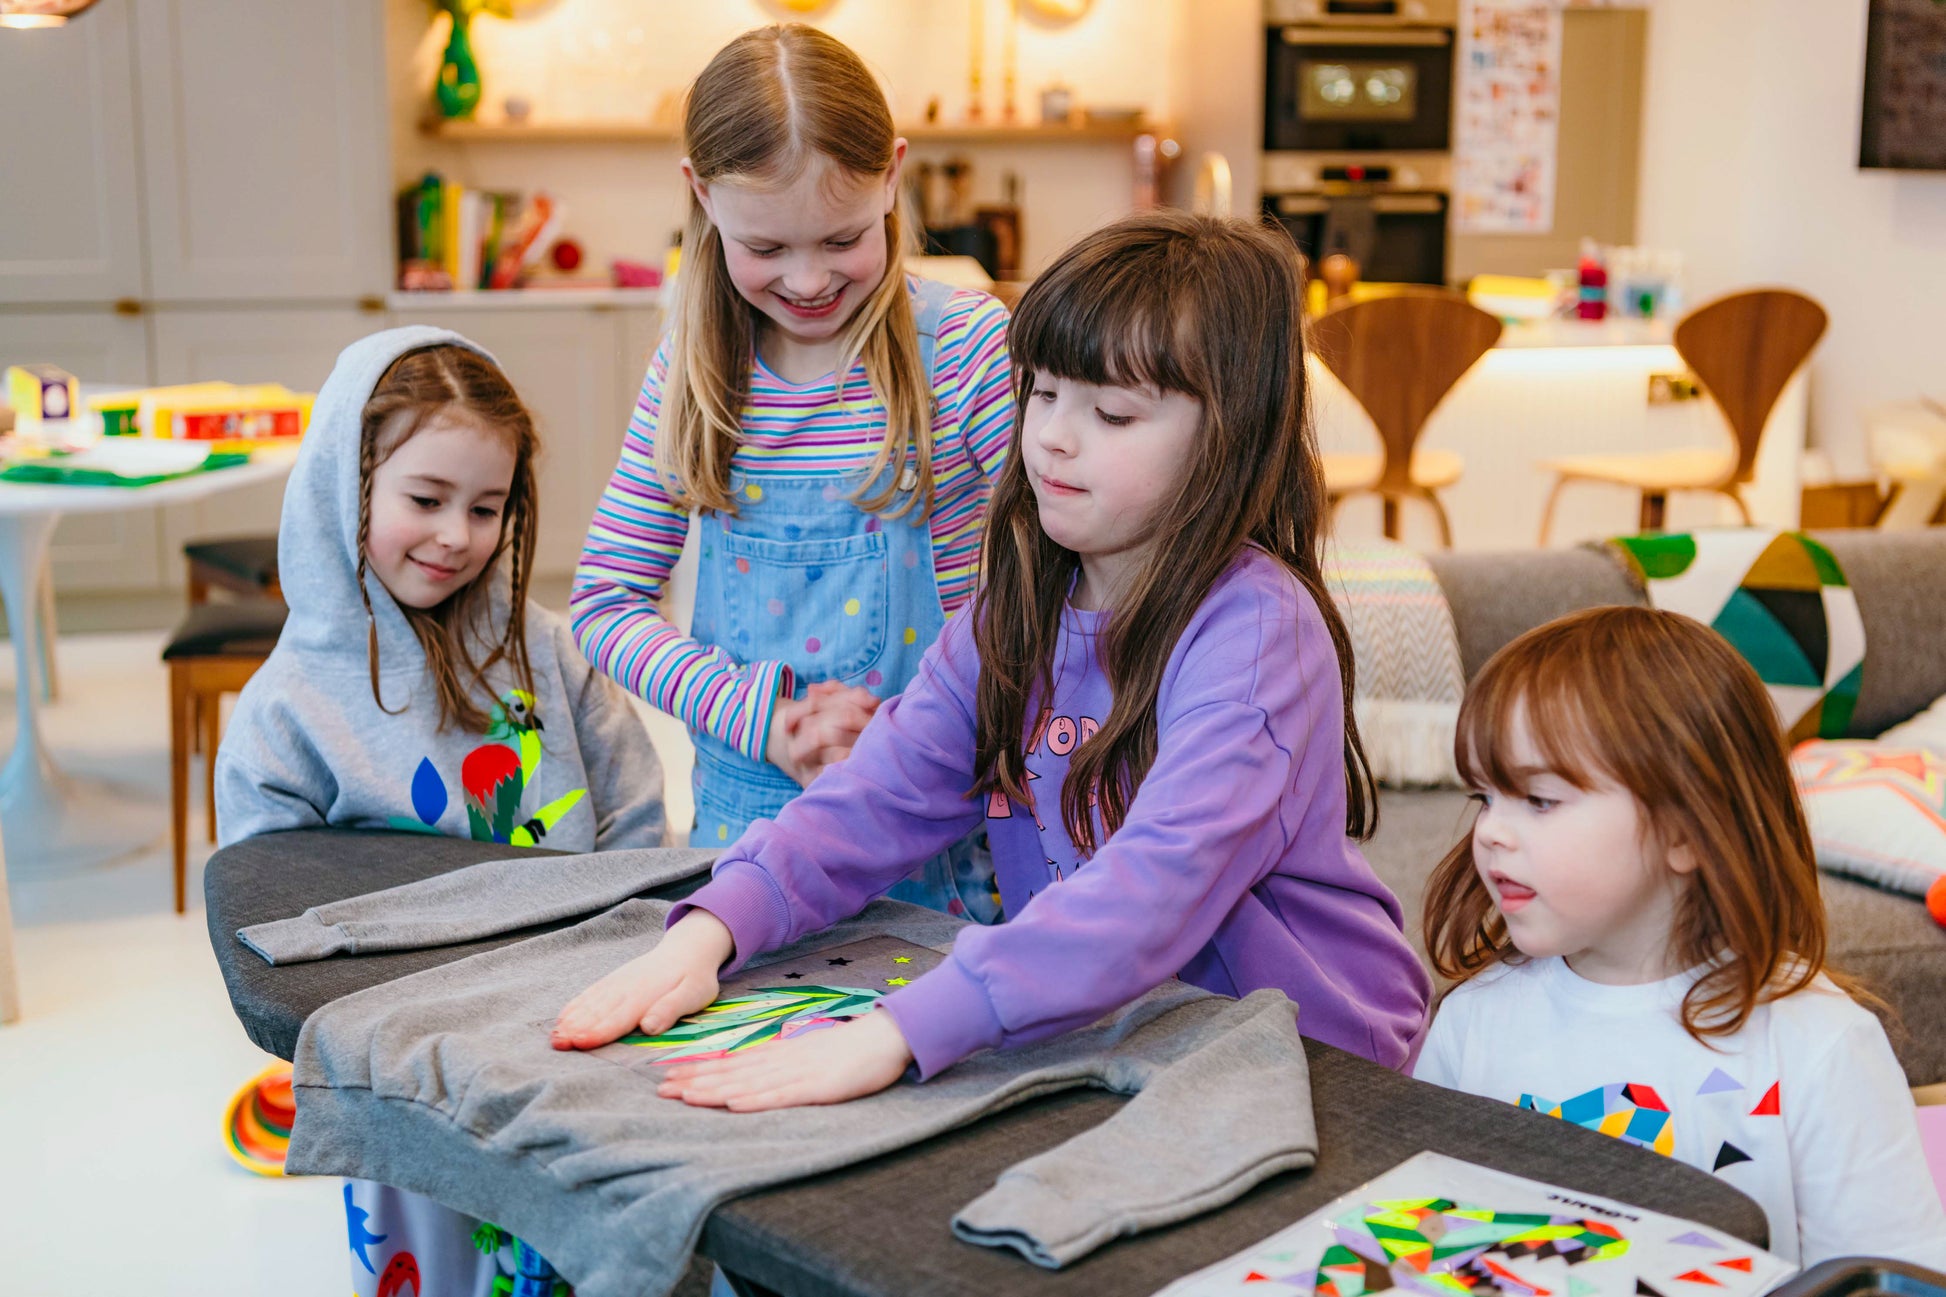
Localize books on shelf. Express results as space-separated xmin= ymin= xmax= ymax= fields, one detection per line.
xmin=396 ymin=173 xmax=563 ymax=293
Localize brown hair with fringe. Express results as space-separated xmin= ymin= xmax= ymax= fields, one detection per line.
xmin=356 ymin=345 xmax=539 ymax=733
xmin=972 ymin=209 xmax=1375 ymax=855
xmin=1423 ymin=604 xmax=1859 ymax=1039
xmin=659 ymin=23 xmax=930 ymax=520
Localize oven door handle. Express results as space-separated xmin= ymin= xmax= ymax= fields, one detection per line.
xmin=1371 ymin=194 xmax=1446 ymax=215
xmin=1280 ymin=26 xmax=1451 ymax=46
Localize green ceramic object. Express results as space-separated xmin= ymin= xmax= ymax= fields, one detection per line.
xmin=435 ymin=10 xmax=482 ymax=120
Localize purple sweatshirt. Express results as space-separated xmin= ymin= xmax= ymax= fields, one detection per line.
xmin=674 ymin=548 xmax=1432 ymax=1079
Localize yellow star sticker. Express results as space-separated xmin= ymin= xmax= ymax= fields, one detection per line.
xmin=885 ymin=976 xmax=910 ymax=986
xmin=892 ymin=956 xmax=912 ymax=964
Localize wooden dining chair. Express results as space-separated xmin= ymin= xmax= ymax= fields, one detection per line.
xmin=1312 ymin=291 xmax=1504 ymax=547
xmin=164 ymin=601 xmax=285 ymax=913
xmin=1538 ymin=288 xmax=1828 ymax=542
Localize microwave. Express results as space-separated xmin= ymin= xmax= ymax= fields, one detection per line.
xmin=1263 ymin=5 xmax=1456 ymax=154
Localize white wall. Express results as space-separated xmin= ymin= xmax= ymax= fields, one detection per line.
xmin=1636 ymin=0 xmax=1946 ymax=476
xmin=388 ymin=0 xmax=1191 ymax=282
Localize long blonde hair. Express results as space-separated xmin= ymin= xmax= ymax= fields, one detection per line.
xmin=659 ymin=24 xmax=932 ymax=520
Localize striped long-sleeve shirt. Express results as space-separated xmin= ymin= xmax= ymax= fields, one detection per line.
xmin=570 ymin=283 xmax=1013 ymax=762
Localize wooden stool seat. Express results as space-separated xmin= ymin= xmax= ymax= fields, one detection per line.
xmin=1312 ymin=290 xmax=1502 ymax=547
xmin=184 ymin=534 xmax=281 ymax=604
xmin=165 ymin=602 xmax=285 ymax=913
xmin=1323 ymin=447 xmax=1466 ymax=493
xmin=1538 ymin=288 xmax=1827 ymax=542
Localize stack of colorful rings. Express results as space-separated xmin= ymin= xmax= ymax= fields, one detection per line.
xmin=222 ymin=1062 xmax=296 ymax=1176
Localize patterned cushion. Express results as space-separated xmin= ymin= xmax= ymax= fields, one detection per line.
xmin=1791 ymin=740 xmax=1946 ymax=896
xmin=1611 ymin=530 xmax=1864 ymax=742
xmin=1324 ymin=541 xmax=1465 ymax=788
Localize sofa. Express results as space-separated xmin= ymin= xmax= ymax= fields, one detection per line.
xmin=1363 ymin=530 xmax=1946 ymax=1088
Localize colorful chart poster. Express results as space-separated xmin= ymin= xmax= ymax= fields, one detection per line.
xmin=1454 ymin=0 xmax=1563 ymax=234
xmin=1149 ymin=1151 xmax=1795 ymax=1297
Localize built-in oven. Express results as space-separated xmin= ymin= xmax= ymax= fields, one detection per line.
xmin=1261 ymin=0 xmax=1456 ymax=286
xmin=1263 ymin=0 xmax=1457 ymax=154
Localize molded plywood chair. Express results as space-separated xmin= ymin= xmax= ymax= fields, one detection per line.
xmin=0 ymin=822 xmax=18 ymax=1024
xmin=1313 ymin=291 xmax=1503 ymax=547
xmin=1538 ymin=288 xmax=1828 ymax=542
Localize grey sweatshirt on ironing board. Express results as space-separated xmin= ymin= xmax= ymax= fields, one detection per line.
xmin=276 ymin=852 xmax=1319 ymax=1297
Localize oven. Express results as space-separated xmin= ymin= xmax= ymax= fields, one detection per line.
xmin=1263 ymin=0 xmax=1456 ymax=155
xmin=1260 ymin=158 xmax=1452 ymax=285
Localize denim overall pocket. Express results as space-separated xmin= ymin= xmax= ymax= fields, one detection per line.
xmin=718 ymin=528 xmax=890 ymax=688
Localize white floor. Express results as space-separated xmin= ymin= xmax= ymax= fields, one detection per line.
xmin=0 ymin=630 xmax=696 ymax=1297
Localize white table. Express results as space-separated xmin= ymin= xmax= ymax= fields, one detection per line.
xmin=0 ymin=452 xmax=296 ymax=870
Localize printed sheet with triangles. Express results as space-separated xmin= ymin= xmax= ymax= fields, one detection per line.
xmin=1147 ymin=1151 xmax=1794 ymax=1297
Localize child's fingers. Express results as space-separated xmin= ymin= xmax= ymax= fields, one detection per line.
xmin=637 ymin=975 xmax=716 ymax=1038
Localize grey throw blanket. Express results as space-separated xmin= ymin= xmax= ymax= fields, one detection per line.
xmin=284 ymin=882 xmax=1316 ymax=1297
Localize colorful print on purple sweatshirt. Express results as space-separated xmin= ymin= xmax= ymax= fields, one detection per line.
xmin=673 ymin=547 xmax=1433 ymax=1079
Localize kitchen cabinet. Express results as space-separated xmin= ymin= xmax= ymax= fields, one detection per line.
xmin=0 ymin=3 xmax=146 ymax=304
xmin=131 ymin=0 xmax=391 ymax=302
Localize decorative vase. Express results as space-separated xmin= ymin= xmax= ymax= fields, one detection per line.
xmin=435 ymin=10 xmax=482 ymax=120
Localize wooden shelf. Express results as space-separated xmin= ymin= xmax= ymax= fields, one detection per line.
xmin=422 ymin=118 xmax=1167 ymax=145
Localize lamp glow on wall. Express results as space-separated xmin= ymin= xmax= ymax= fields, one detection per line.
xmin=0 ymin=0 xmax=99 ymax=28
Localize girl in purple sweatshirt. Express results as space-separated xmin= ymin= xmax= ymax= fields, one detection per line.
xmin=554 ymin=211 xmax=1432 ymax=1107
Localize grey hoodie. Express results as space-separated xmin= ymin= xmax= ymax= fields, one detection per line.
xmin=284 ymin=889 xmax=1318 ymax=1297
xmin=215 ymin=326 xmax=666 ymax=854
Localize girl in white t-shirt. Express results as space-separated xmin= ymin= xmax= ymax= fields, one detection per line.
xmin=1415 ymin=605 xmax=1946 ymax=1268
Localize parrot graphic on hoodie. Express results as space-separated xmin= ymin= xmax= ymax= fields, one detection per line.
xmin=213 ymin=325 xmax=668 ymax=854
xmin=459 ymin=689 xmax=587 ymax=846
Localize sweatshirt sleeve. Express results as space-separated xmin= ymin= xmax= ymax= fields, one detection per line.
xmin=951 ymin=989 xmax=1317 ymax=1268
xmin=1785 ymin=1008 xmax=1946 ymax=1268
xmin=569 ymin=342 xmax=790 ymax=762
xmin=669 ymin=614 xmax=987 ymax=967
xmin=213 ymin=684 xmax=333 ymax=847
xmin=881 ymin=579 xmax=1334 ymax=1079
xmin=554 ymin=618 xmax=671 ymax=851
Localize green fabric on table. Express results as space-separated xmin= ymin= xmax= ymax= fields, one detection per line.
xmin=0 ymin=451 xmax=251 ymax=488
xmin=1609 ymin=529 xmax=1865 ymax=743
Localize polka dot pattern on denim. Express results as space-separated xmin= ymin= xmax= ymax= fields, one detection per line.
xmin=903 ymin=627 xmax=918 ymax=644
xmin=806 ymin=637 xmax=822 ymax=653
xmin=744 ymin=484 xmax=763 ymax=502
xmin=866 ymin=670 xmax=883 ymax=687
xmin=844 ymin=598 xmax=861 ymax=616
xmin=767 ymin=598 xmax=785 ymax=616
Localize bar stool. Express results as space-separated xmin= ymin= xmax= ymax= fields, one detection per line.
xmin=1538 ymin=288 xmax=1828 ymax=542
xmin=164 ymin=602 xmax=285 ymax=913
xmin=1313 ymin=290 xmax=1503 ymax=546
xmin=184 ymin=535 xmax=281 ymax=605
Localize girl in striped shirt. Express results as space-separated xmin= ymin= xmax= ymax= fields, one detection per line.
xmin=571 ymin=24 xmax=1013 ymax=921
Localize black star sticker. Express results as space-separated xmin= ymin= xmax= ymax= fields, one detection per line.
xmin=781 ymin=971 xmax=804 ymax=980
xmin=826 ymin=957 xmax=852 ymax=966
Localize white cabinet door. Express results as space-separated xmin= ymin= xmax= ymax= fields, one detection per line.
xmin=132 ymin=0 xmax=390 ymax=302
xmin=150 ymin=306 xmax=382 ymax=578
xmin=0 ymin=310 xmax=161 ymax=591
xmin=0 ymin=2 xmax=145 ymax=304
xmin=389 ymin=308 xmax=622 ymax=581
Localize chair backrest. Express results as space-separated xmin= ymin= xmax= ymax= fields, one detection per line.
xmin=1674 ymin=288 xmax=1827 ymax=485
xmin=1311 ymin=291 xmax=1503 ymax=494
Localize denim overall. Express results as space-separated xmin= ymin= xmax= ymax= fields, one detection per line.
xmin=685 ymin=277 xmax=1000 ymax=923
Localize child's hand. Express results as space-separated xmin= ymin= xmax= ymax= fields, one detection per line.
xmin=550 ymin=910 xmax=736 ymax=1050
xmin=654 ymin=1009 xmax=914 ymax=1111
xmin=766 ymin=681 xmax=881 ymax=786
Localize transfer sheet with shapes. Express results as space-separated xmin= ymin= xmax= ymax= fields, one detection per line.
xmin=1151 ymin=1151 xmax=1794 ymax=1297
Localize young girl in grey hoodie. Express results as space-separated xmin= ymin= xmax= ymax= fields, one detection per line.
xmin=216 ymin=325 xmax=668 ymax=1297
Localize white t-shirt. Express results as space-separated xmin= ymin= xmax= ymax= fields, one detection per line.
xmin=1414 ymin=957 xmax=1946 ymax=1268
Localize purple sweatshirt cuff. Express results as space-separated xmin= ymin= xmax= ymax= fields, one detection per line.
xmin=666 ymin=863 xmax=792 ymax=975
xmin=880 ymin=956 xmax=1005 ymax=1080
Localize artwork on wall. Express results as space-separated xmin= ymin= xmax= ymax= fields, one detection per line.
xmin=1453 ymin=0 xmax=1562 ymax=235
xmin=1860 ymin=0 xmax=1946 ymax=171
